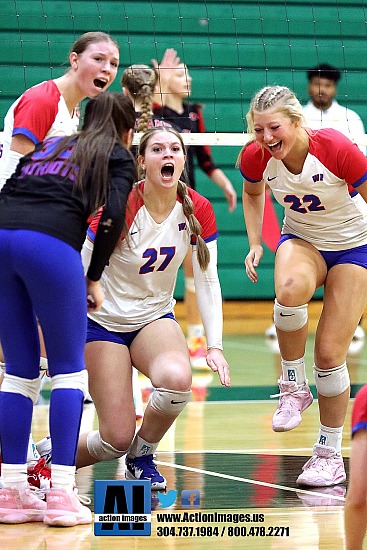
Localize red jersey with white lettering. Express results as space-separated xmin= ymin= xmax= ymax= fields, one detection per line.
xmin=239 ymin=129 xmax=367 ymax=251
xmin=86 ymin=181 xmax=218 ymax=331
xmin=0 ymin=80 xmax=79 ymax=177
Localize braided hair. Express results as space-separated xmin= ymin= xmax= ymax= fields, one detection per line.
xmin=121 ymin=65 xmax=157 ymax=133
xmin=246 ymin=85 xmax=306 ymax=135
xmin=236 ymin=86 xmax=307 ymax=164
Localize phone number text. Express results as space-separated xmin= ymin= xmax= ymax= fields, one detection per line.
xmin=157 ymin=525 xmax=290 ymax=537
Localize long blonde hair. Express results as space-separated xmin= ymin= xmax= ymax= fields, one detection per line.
xmin=138 ymin=127 xmax=210 ymax=270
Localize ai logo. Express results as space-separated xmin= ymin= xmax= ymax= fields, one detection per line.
xmin=94 ymin=480 xmax=151 ymax=537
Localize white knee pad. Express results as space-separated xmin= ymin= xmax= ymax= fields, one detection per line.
xmin=274 ymin=300 xmax=308 ymax=332
xmin=149 ymin=387 xmax=192 ymax=416
xmin=87 ymin=430 xmax=127 ymax=461
xmin=51 ymin=369 xmax=89 ymax=397
xmin=2 ymin=372 xmax=41 ymax=404
xmin=313 ymin=362 xmax=350 ymax=397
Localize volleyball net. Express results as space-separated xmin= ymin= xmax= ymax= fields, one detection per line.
xmin=1 ymin=0 xmax=366 ymax=299
xmin=1 ymin=0 xmax=367 ymax=149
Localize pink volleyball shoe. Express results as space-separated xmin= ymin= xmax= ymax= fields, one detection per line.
xmin=44 ymin=488 xmax=92 ymax=527
xmin=271 ymin=379 xmax=313 ymax=432
xmin=0 ymin=486 xmax=46 ymax=523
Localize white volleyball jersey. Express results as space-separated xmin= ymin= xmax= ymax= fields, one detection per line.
xmin=0 ymin=80 xmax=79 ymax=178
xmin=240 ymin=128 xmax=367 ymax=251
xmin=87 ymin=181 xmax=218 ymax=332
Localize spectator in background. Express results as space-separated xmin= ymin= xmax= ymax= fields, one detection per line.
xmin=152 ymin=49 xmax=237 ymax=368
xmin=302 ymin=62 xmax=366 ymax=155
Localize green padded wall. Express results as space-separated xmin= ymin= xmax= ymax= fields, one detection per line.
xmin=0 ymin=0 xmax=365 ymax=299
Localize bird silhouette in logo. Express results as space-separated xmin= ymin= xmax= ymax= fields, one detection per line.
xmin=157 ymin=489 xmax=177 ymax=508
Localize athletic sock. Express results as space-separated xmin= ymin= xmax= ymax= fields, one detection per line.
xmin=127 ymin=435 xmax=158 ymax=458
xmin=317 ymin=424 xmax=343 ymax=454
xmin=51 ymin=464 xmax=76 ymax=494
xmin=281 ymin=356 xmax=306 ymax=385
xmin=1 ymin=463 xmax=28 ymax=491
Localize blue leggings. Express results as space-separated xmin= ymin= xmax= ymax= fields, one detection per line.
xmin=0 ymin=229 xmax=87 ymax=465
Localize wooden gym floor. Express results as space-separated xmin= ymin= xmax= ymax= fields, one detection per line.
xmin=1 ymin=300 xmax=366 ymax=549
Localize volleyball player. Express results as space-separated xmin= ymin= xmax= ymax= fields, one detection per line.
xmin=238 ymin=85 xmax=367 ymax=487
xmin=0 ymin=92 xmax=136 ymax=525
xmin=74 ymin=127 xmax=230 ymax=490
xmin=0 ymin=31 xmax=120 ymax=188
xmin=120 ymin=63 xmax=179 ymax=417
xmin=0 ymin=31 xmax=120 ymax=491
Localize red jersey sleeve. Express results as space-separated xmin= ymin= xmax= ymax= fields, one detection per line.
xmin=87 ymin=208 xmax=103 ymax=241
xmin=86 ymin=184 xmax=144 ymax=243
xmin=239 ymin=141 xmax=270 ymax=182
xmin=188 ymin=188 xmax=218 ymax=244
xmin=13 ymin=81 xmax=61 ymax=144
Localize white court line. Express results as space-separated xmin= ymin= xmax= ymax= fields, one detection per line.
xmin=154 ymin=460 xmax=346 ymax=502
